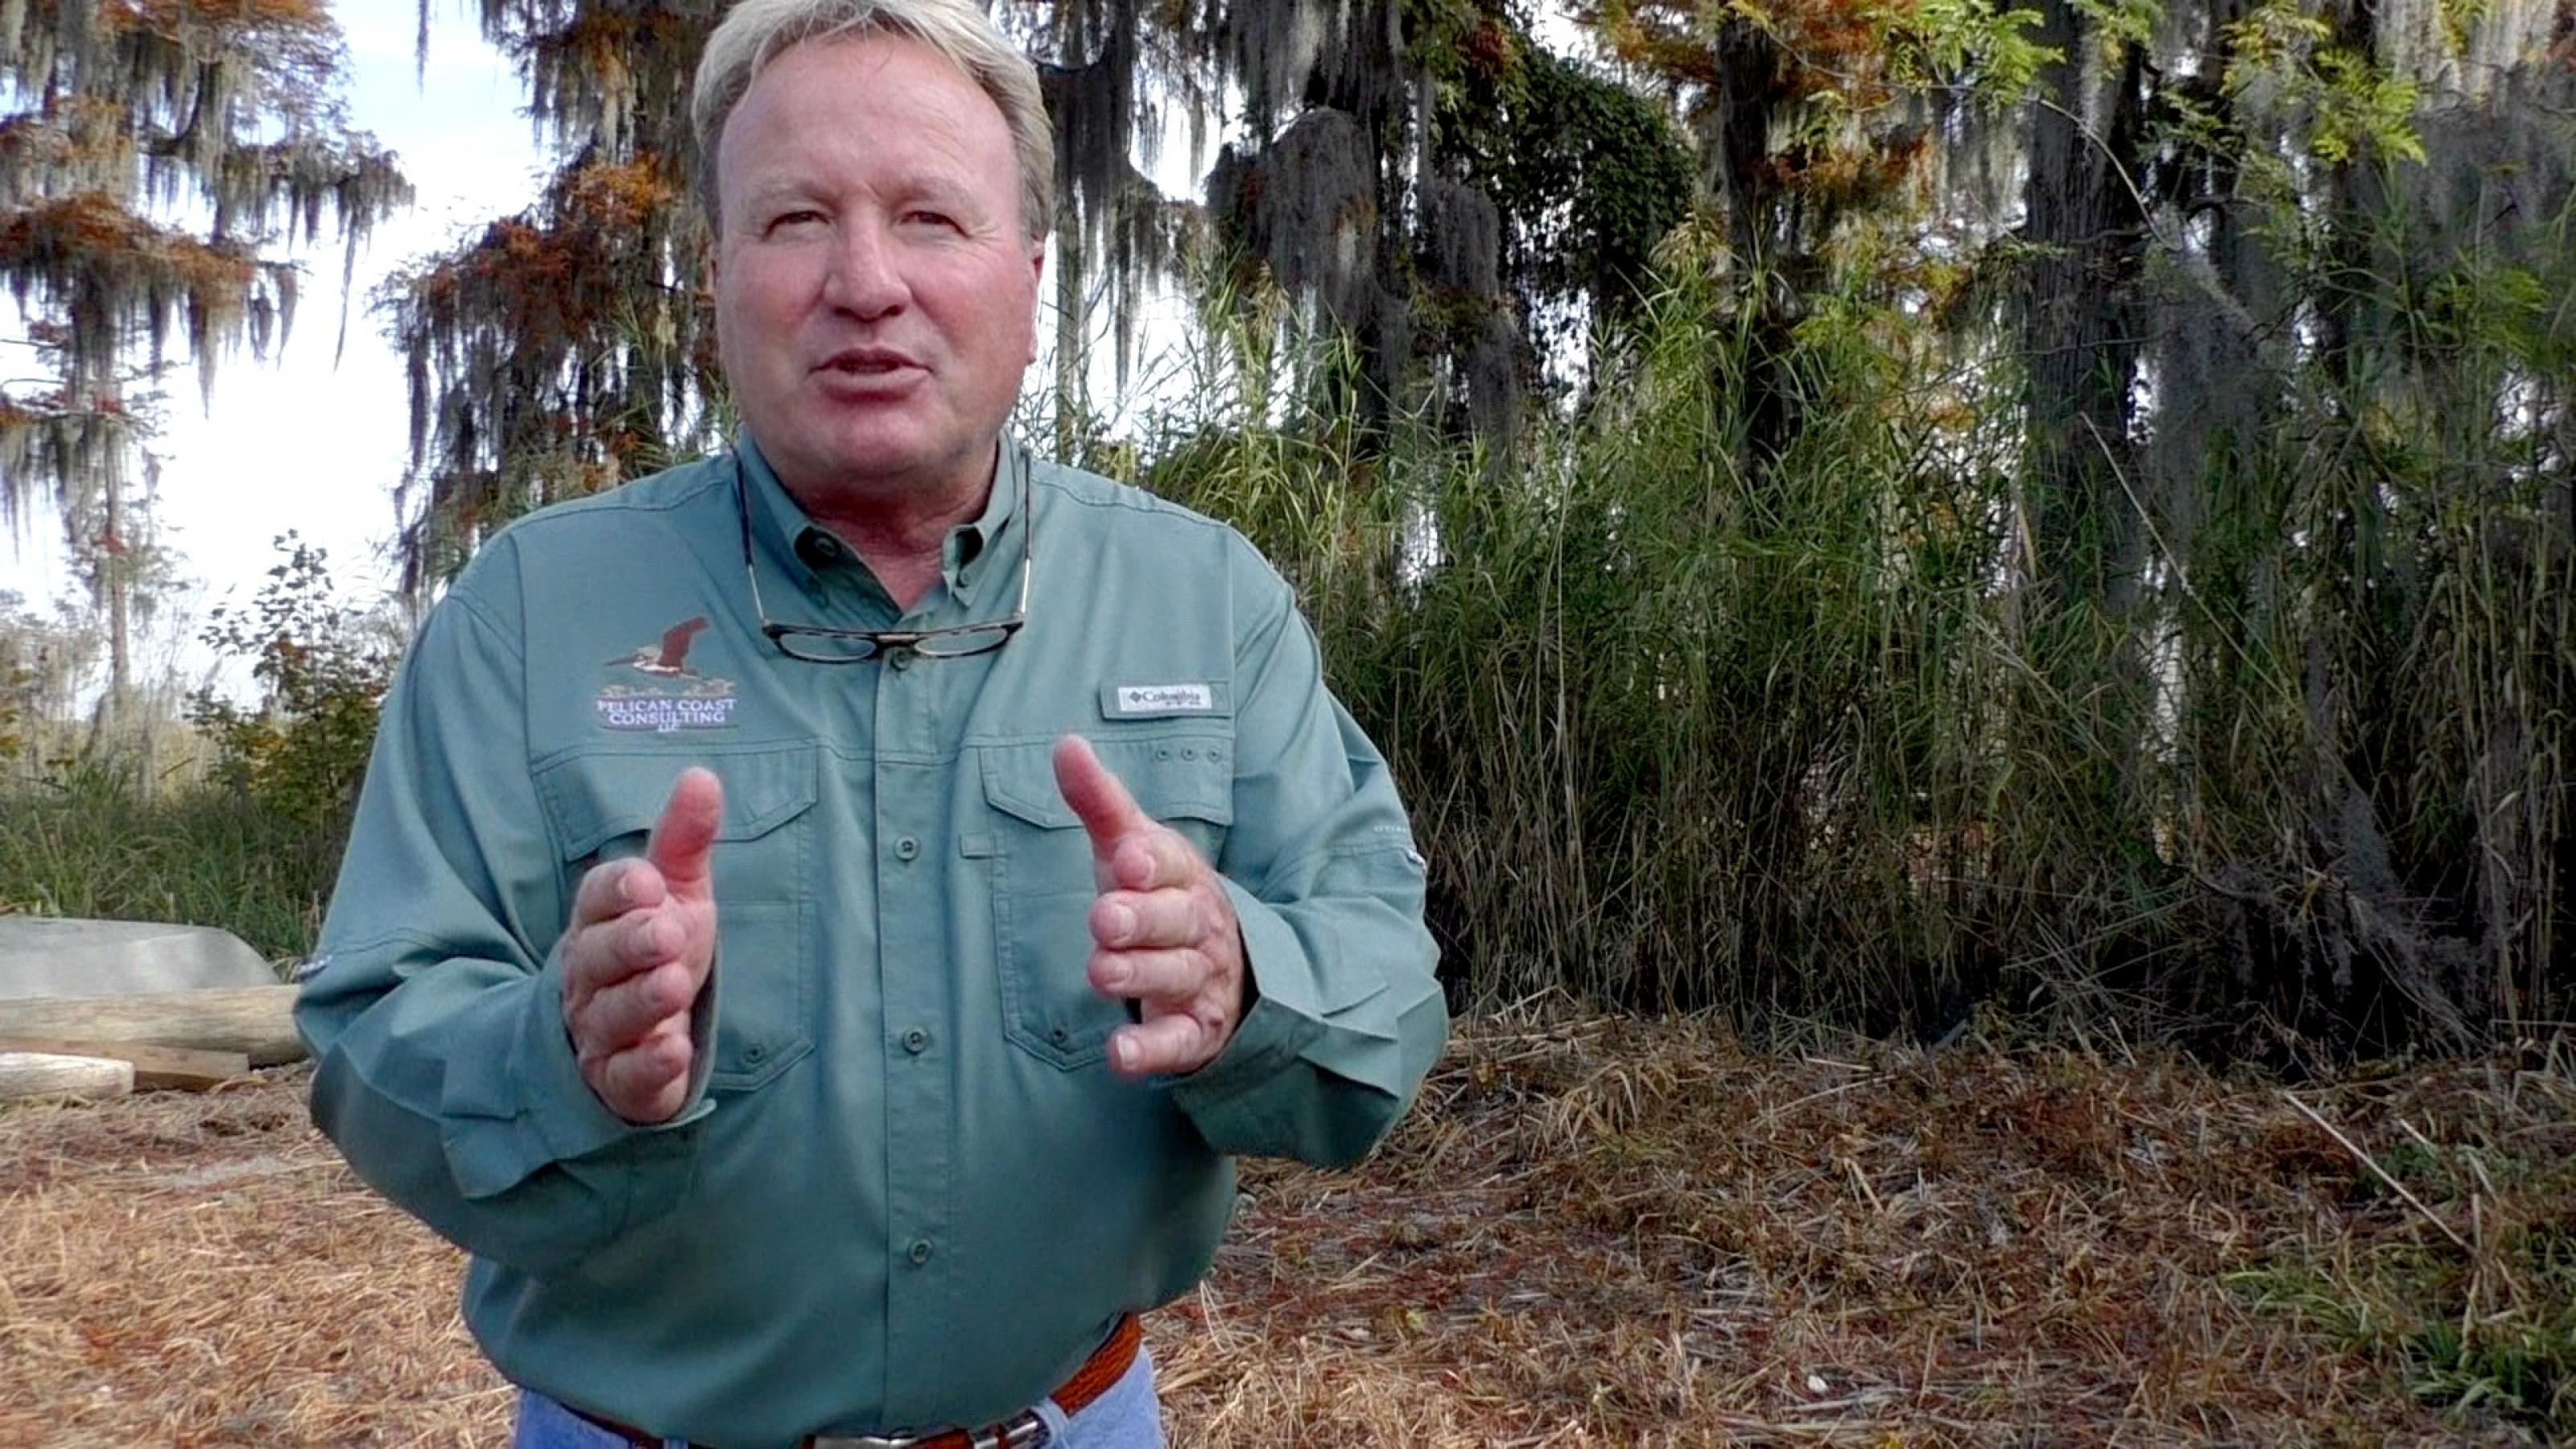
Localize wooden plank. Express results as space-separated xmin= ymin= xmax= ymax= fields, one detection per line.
xmin=0 ymin=985 xmax=305 ymax=1067
xmin=0 ymin=1051 xmax=134 ymax=1102
xmin=0 ymin=1037 xmax=250 ymax=1090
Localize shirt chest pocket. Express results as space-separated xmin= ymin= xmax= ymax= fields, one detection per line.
xmin=535 ymin=745 xmax=819 ymax=1091
xmin=966 ymin=735 xmax=1233 ymax=1069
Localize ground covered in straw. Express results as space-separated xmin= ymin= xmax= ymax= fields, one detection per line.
xmin=2 ymin=1013 xmax=2570 ymax=1447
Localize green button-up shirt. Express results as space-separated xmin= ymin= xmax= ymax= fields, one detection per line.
xmin=295 ymin=437 xmax=1446 ymax=1448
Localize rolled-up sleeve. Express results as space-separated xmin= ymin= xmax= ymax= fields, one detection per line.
xmin=1169 ymin=549 xmax=1447 ymax=1166
xmin=295 ymin=547 xmax=710 ymax=1278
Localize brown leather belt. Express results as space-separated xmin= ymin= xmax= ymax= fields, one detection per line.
xmin=564 ymin=1314 xmax=1142 ymax=1449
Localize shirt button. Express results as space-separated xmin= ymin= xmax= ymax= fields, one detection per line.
xmin=744 ymin=1042 xmax=766 ymax=1063
xmin=888 ymin=649 xmax=914 ymax=671
xmin=1182 ymin=746 xmax=1199 ymax=761
xmin=902 ymin=1027 xmax=931 ymax=1055
xmin=907 ymin=1238 xmax=935 ymax=1265
xmin=893 ymin=836 xmax=921 ymax=861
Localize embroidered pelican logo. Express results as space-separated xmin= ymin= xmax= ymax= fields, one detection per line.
xmin=609 ymin=617 xmax=712 ymax=678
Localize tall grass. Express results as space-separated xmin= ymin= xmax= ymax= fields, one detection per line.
xmin=5 ymin=217 xmax=2562 ymax=1053
xmin=1132 ymin=229 xmax=2571 ymax=1051
xmin=0 ymin=755 xmax=336 ymax=968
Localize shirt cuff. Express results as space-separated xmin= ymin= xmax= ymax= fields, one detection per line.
xmin=437 ymin=940 xmax=716 ymax=1200
xmin=1166 ymin=879 xmax=1326 ymax=1125
xmin=526 ymin=942 xmax=719 ymax=1159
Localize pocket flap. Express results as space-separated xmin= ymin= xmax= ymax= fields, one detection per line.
xmin=539 ymin=746 xmax=819 ymax=861
xmin=979 ymin=736 xmax=1235 ymax=831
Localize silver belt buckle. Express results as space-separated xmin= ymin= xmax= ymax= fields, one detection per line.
xmin=815 ymin=1412 xmax=1046 ymax=1449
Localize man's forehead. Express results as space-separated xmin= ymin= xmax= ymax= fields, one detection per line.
xmin=723 ymin=35 xmax=1000 ymax=162
xmin=746 ymin=30 xmax=979 ymax=109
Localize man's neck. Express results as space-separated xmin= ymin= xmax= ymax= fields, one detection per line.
xmin=778 ymin=442 xmax=999 ymax=613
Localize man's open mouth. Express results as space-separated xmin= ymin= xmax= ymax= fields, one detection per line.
xmin=819 ymin=348 xmax=920 ymax=375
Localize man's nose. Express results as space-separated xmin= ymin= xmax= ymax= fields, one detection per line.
xmin=822 ymin=220 xmax=908 ymax=319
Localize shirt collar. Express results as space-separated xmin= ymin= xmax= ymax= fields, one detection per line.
xmin=734 ymin=431 xmax=1023 ymax=605
xmin=945 ymin=437 xmax=1022 ymax=606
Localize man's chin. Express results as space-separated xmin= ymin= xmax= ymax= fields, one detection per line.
xmin=779 ymin=429 xmax=985 ymax=497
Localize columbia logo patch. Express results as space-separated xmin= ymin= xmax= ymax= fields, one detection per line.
xmin=1099 ymin=680 xmax=1230 ymax=719
xmin=1117 ymin=683 xmax=1212 ymax=713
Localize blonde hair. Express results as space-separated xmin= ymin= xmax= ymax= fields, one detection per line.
xmin=691 ymin=0 xmax=1055 ymax=242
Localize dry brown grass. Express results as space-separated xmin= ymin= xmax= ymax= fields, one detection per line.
xmin=0 ymin=1080 xmax=504 ymax=1447
xmin=3 ymin=1012 xmax=2569 ymax=1447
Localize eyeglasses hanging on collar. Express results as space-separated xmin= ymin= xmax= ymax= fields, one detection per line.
xmin=735 ymin=452 xmax=1032 ymax=664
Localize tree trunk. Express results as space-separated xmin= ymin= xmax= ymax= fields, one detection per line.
xmin=102 ymin=464 xmax=131 ymax=720
xmin=1055 ymin=204 xmax=1087 ymax=459
xmin=2021 ymin=0 xmax=2149 ymax=609
xmin=1706 ymin=19 xmax=1798 ymax=478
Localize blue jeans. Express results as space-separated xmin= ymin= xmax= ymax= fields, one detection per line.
xmin=512 ymin=1344 xmax=1163 ymax=1449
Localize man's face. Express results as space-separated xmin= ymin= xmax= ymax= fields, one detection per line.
xmin=711 ymin=33 xmax=1042 ymax=506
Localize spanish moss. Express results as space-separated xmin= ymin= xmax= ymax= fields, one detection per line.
xmin=0 ymin=0 xmax=407 ymax=707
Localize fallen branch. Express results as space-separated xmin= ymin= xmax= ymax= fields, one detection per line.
xmin=0 ymin=985 xmax=303 ymax=1067
xmin=2280 ymin=1090 xmax=2470 ymax=1253
xmin=0 ymin=1037 xmax=249 ymax=1091
xmin=0 ymin=1051 xmax=134 ymax=1102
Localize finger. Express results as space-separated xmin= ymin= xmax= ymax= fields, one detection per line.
xmin=1089 ymin=889 xmax=1204 ymax=951
xmin=1088 ymin=946 xmax=1211 ymax=1003
xmin=1107 ymin=1011 xmax=1216 ymax=1079
xmin=597 ymin=1021 xmax=693 ymax=1121
xmin=564 ymin=906 xmax=698 ymax=1039
xmin=566 ymin=906 xmax=679 ymax=995
xmin=579 ymin=959 xmax=700 ymax=1052
xmin=648 ymin=767 xmax=725 ymax=899
xmin=572 ymin=856 xmax=665 ymax=930
xmin=1051 ymin=736 xmax=1154 ymax=860
xmin=561 ymin=924 xmax=642 ymax=1020
xmin=1108 ymin=830 xmax=1201 ymax=894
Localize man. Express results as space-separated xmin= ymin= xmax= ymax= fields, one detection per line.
xmin=292 ymin=1 xmax=1447 ymax=1445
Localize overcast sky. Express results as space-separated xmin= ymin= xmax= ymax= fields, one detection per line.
xmin=0 ymin=2 xmax=545 ymax=698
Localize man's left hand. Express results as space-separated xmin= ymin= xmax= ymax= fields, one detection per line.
xmin=1051 ymin=735 xmax=1246 ymax=1079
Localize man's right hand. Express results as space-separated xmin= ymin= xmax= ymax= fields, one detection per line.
xmin=560 ymin=767 xmax=724 ymax=1124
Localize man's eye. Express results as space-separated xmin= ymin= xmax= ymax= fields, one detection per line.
xmin=766 ymin=210 xmax=826 ymax=232
xmin=904 ymin=210 xmax=960 ymax=230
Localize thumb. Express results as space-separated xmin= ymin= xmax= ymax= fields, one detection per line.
xmin=1052 ymin=735 xmax=1150 ymax=861
xmin=647 ymin=766 xmax=725 ymax=900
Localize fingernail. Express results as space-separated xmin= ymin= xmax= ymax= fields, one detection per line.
xmin=615 ymin=870 xmax=635 ymax=907
xmin=1100 ymin=961 xmax=1131 ymax=991
xmin=1113 ymin=1037 xmax=1135 ymax=1071
xmin=1104 ymin=903 xmax=1136 ymax=943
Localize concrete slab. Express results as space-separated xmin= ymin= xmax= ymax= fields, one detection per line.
xmin=0 ymin=917 xmax=281 ymax=1000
